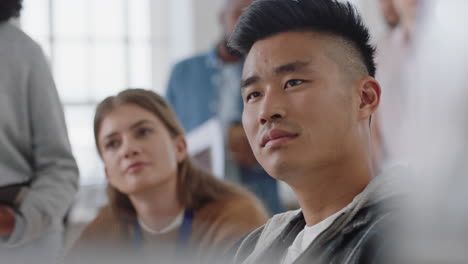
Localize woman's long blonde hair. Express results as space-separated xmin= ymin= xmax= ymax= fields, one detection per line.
xmin=94 ymin=89 xmax=235 ymax=222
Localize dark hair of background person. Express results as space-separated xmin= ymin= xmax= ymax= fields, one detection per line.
xmin=228 ymin=0 xmax=376 ymax=77
xmin=94 ymin=89 xmax=237 ymax=224
xmin=0 ymin=0 xmax=22 ymax=23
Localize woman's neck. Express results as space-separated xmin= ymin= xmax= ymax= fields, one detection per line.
xmin=129 ymin=177 xmax=183 ymax=231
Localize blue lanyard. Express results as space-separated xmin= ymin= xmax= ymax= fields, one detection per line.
xmin=133 ymin=210 xmax=194 ymax=249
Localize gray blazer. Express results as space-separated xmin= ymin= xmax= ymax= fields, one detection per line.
xmin=231 ymin=167 xmax=404 ymax=264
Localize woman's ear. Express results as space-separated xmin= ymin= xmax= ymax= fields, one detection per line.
xmin=174 ymin=135 xmax=188 ymax=163
xmin=358 ymin=76 xmax=381 ymax=121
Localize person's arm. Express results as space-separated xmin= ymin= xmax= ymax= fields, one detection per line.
xmin=0 ymin=205 xmax=15 ymax=237
xmin=6 ymin=43 xmax=79 ymax=246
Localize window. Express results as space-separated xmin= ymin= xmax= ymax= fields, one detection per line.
xmin=21 ymin=0 xmax=152 ymax=186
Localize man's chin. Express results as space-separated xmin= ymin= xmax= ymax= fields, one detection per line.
xmin=264 ymin=158 xmax=313 ymax=183
xmin=264 ymin=162 xmax=292 ymax=181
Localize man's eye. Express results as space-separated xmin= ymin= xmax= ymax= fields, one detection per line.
xmin=285 ymin=79 xmax=304 ymax=88
xmin=246 ymin=91 xmax=261 ymax=101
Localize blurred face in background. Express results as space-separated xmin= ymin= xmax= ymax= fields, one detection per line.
xmin=379 ymin=0 xmax=400 ymax=28
xmin=219 ymin=0 xmax=254 ymax=42
xmin=393 ymin=0 xmax=420 ymax=35
xmin=98 ymin=104 xmax=186 ymax=195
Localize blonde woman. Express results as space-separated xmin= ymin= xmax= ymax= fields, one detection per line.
xmin=69 ymin=89 xmax=267 ymax=263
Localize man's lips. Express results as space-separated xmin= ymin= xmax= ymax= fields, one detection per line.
xmin=261 ymin=129 xmax=299 ymax=148
xmin=126 ymin=162 xmax=147 ymax=174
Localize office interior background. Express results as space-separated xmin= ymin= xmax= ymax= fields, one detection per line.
xmin=17 ymin=1 xmax=468 ymax=253
xmin=17 ymin=0 xmax=385 ymax=201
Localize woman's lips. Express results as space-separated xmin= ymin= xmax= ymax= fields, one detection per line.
xmin=126 ymin=162 xmax=147 ymax=174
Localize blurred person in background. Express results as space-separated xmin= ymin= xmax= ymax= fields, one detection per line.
xmin=379 ymin=0 xmax=400 ymax=29
xmin=165 ymin=0 xmax=283 ymax=215
xmin=0 ymin=0 xmax=79 ymax=263
xmin=228 ymin=122 xmax=284 ymax=213
xmin=387 ymin=0 xmax=468 ymax=262
xmin=227 ymin=0 xmax=404 ymax=263
xmin=372 ymin=0 xmax=420 ymax=168
xmin=69 ymin=89 xmax=267 ymax=263
xmin=370 ymin=0 xmax=400 ymax=167
xmin=393 ymin=0 xmax=419 ymax=38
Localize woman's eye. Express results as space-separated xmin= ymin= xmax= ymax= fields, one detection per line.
xmin=285 ymin=79 xmax=304 ymax=88
xmin=246 ymin=91 xmax=261 ymax=101
xmin=137 ymin=127 xmax=152 ymax=137
xmin=105 ymin=140 xmax=119 ymax=150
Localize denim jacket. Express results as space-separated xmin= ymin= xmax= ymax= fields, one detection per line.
xmin=165 ymin=48 xmax=243 ymax=134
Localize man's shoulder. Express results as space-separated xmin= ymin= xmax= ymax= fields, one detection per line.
xmin=232 ymin=209 xmax=302 ymax=262
xmin=167 ymin=53 xmax=215 ymax=92
xmin=171 ymin=53 xmax=210 ymax=72
xmin=318 ymin=201 xmax=395 ymax=264
xmin=248 ymin=209 xmax=301 ymax=240
xmin=256 ymin=209 xmax=302 ymax=243
xmin=267 ymin=209 xmax=302 ymax=228
xmin=244 ymin=209 xmax=301 ymax=240
xmin=342 ymin=201 xmax=393 ymax=236
xmin=0 ymin=23 xmax=42 ymax=55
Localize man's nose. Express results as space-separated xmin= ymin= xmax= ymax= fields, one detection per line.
xmin=259 ymin=91 xmax=286 ymax=125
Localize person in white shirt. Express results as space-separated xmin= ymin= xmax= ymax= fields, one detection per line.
xmin=372 ymin=0 xmax=421 ymax=167
xmin=227 ymin=0 xmax=403 ymax=263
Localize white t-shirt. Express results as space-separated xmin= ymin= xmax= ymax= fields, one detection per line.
xmin=281 ymin=195 xmax=362 ymax=264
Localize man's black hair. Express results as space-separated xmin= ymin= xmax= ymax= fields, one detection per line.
xmin=0 ymin=0 xmax=22 ymax=23
xmin=228 ymin=0 xmax=376 ymax=77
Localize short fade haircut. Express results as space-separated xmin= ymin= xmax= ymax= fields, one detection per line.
xmin=228 ymin=0 xmax=376 ymax=77
xmin=0 ymin=0 xmax=22 ymax=23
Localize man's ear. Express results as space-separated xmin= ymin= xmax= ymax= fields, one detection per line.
xmin=174 ymin=135 xmax=188 ymax=163
xmin=358 ymin=77 xmax=381 ymax=121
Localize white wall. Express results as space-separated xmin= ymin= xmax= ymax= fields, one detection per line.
xmin=151 ymin=0 xmax=223 ymax=94
xmin=192 ymin=0 xmax=224 ymax=53
xmin=357 ymin=0 xmax=387 ymax=43
xmin=150 ymin=0 xmax=171 ymax=94
xmin=151 ymin=0 xmax=385 ymax=94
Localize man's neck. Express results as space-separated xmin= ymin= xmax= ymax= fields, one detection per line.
xmin=288 ymin=153 xmax=373 ymax=227
xmin=129 ymin=177 xmax=183 ymax=231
